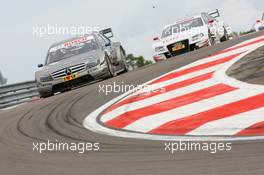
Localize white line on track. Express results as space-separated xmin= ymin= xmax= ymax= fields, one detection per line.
xmin=187 ymin=107 xmax=264 ymax=135
xmin=123 ymin=88 xmax=263 ymax=133
xmin=102 ymin=75 xmax=218 ymax=122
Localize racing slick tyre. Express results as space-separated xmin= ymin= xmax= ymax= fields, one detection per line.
xmin=119 ymin=49 xmax=128 ymax=73
xmin=105 ymin=54 xmax=116 ymax=77
xmin=220 ymin=28 xmax=229 ymax=42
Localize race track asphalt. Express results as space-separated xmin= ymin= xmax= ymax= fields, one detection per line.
xmin=0 ymin=31 xmax=264 ymax=175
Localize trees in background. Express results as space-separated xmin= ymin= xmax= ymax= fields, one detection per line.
xmin=239 ymin=29 xmax=255 ymax=36
xmin=126 ymin=54 xmax=153 ymax=70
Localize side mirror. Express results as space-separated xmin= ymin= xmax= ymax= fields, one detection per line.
xmin=38 ymin=64 xmax=43 ymax=68
xmin=105 ymin=43 xmax=111 ymax=47
xmin=153 ymin=37 xmax=160 ymax=41
xmin=208 ymin=19 xmax=214 ymax=24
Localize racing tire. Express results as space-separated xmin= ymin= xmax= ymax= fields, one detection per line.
xmin=105 ymin=54 xmax=116 ymax=77
xmin=220 ymin=28 xmax=229 ymax=42
xmin=120 ymin=49 xmax=128 ymax=73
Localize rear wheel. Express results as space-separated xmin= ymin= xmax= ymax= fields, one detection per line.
xmin=120 ymin=49 xmax=128 ymax=73
xmin=220 ymin=28 xmax=229 ymax=42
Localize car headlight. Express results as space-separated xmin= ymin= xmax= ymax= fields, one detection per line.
xmin=40 ymin=75 xmax=53 ymax=82
xmin=192 ymin=33 xmax=204 ymax=41
xmin=86 ymin=59 xmax=100 ymax=69
xmin=155 ymin=46 xmax=165 ymax=52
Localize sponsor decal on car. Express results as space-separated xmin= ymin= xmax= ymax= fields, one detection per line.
xmin=63 ymin=73 xmax=78 ymax=82
xmin=49 ymin=35 xmax=94 ymax=52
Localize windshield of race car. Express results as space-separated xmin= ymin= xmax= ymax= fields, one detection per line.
xmin=47 ymin=36 xmax=99 ymax=64
xmin=161 ymin=17 xmax=204 ymax=38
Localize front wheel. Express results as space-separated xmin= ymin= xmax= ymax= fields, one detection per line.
xmin=120 ymin=50 xmax=128 ymax=73
xmin=105 ymin=54 xmax=116 ymax=77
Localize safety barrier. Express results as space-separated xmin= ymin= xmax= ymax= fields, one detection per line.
xmin=0 ymin=81 xmax=39 ymax=109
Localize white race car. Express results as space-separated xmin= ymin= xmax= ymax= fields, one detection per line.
xmin=254 ymin=13 xmax=264 ymax=32
xmin=153 ymin=10 xmax=230 ymax=62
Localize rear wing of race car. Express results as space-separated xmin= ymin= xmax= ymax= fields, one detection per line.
xmin=100 ymin=28 xmax=114 ymax=38
xmin=208 ymin=9 xmax=220 ymax=18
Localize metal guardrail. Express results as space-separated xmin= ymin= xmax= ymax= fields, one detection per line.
xmin=0 ymin=81 xmax=39 ymax=109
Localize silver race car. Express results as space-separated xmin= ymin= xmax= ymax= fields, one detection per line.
xmin=35 ymin=28 xmax=128 ymax=98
